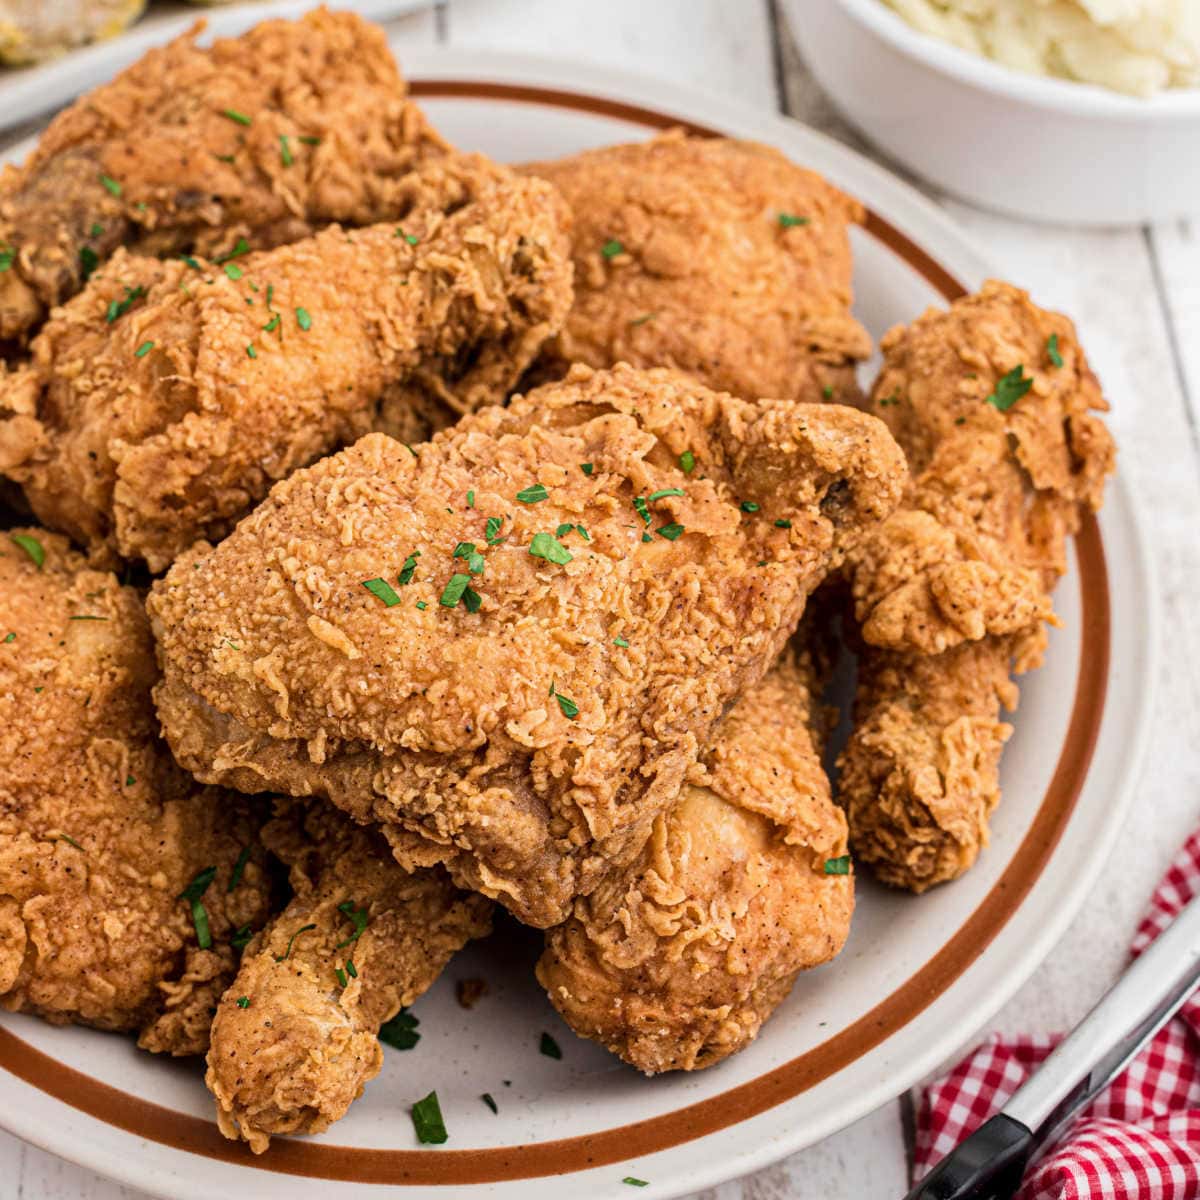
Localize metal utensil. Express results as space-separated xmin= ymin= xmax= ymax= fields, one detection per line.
xmin=905 ymin=892 xmax=1200 ymax=1200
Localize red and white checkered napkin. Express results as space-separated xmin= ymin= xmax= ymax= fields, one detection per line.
xmin=913 ymin=829 xmax=1200 ymax=1199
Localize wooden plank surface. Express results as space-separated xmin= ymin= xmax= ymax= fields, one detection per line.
xmin=2 ymin=1 xmax=1198 ymax=1197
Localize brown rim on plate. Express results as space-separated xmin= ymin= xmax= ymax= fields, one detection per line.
xmin=0 ymin=81 xmax=1112 ymax=1184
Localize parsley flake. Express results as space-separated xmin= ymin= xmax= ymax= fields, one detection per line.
xmin=134 ymin=340 xmax=154 ymax=358
xmin=9 ymin=533 xmax=44 ymax=569
xmin=549 ymin=686 xmax=578 ymax=720
xmin=679 ymin=450 xmax=695 ymax=474
xmin=246 ymin=344 xmax=257 ymax=358
xmin=774 ymin=519 xmax=792 ymax=529
xmin=439 ymin=573 xmax=472 ymax=608
xmin=214 ymin=238 xmax=249 ymax=264
xmin=481 ymin=1093 xmax=498 ymax=1114
xmin=529 ymin=532 xmax=572 ymax=565
xmin=263 ymin=313 xmax=280 ymax=333
xmin=380 ymin=1008 xmax=420 ymax=1050
xmin=540 ymin=1031 xmax=563 ymax=1059
xmin=228 ymin=844 xmax=252 ymax=892
xmin=778 ymin=213 xmax=809 ymax=227
xmin=299 ymin=135 xmax=321 ymax=145
xmin=100 ymin=174 xmax=121 ymax=198
xmin=824 ymin=855 xmax=851 ymax=876
xmin=105 ymin=284 xmax=145 ymax=323
xmin=398 ymin=552 xmax=420 ymax=585
xmin=223 ymin=263 xmax=244 ymax=281
xmin=3 ymin=633 xmax=13 ymax=644
xmin=279 ymin=135 xmax=294 ymax=166
xmin=633 ymin=496 xmax=651 ymax=525
xmin=58 ymin=835 xmax=84 ymax=852
xmin=336 ymin=900 xmax=369 ymax=947
xmin=1047 ymin=333 xmax=1064 ymax=368
xmin=740 ymin=501 xmax=760 ymax=513
xmin=823 ymin=385 xmax=834 ymax=399
xmin=623 ymin=1180 xmax=650 ymax=1189
xmin=395 ymin=229 xmax=419 ymax=245
xmin=231 ymin=925 xmax=253 ymax=951
xmin=580 ymin=463 xmax=594 ymax=476
xmin=986 ymin=365 xmax=1033 ymax=412
xmin=222 ymin=108 xmax=252 ymax=126
xmin=179 ymin=866 xmax=217 ymax=950
xmin=601 ymin=239 xmax=624 ymax=258
xmin=648 ymin=487 xmax=684 ymax=502
xmin=516 ymin=483 xmax=549 ymax=504
xmin=656 ymin=523 xmax=685 ymax=541
xmin=235 ymin=996 xmax=250 ymax=1009
xmin=614 ymin=636 xmax=629 ymax=648
xmin=274 ymin=923 xmax=316 ymax=962
xmin=363 ymin=577 xmax=402 ymax=607
xmin=411 ymin=1091 xmax=448 ymax=1144
xmin=0 ymin=244 xmax=13 ymax=272
xmin=630 ymin=312 xmax=656 ymax=326
xmin=467 ymin=490 xmax=475 ymax=509
xmin=485 ymin=517 xmax=505 ymax=545
xmin=335 ymin=967 xmax=348 ymax=988
xmin=80 ymin=245 xmax=99 ymax=280
xmin=295 ymin=306 xmax=312 ymax=331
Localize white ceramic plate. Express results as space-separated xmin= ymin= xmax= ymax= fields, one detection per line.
xmin=0 ymin=0 xmax=431 ymax=130
xmin=0 ymin=48 xmax=1156 ymax=1200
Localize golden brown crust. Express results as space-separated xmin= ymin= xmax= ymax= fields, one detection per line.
xmin=0 ymin=528 xmax=271 ymax=1053
xmin=0 ymin=162 xmax=573 ymax=569
xmin=525 ymin=131 xmax=870 ymax=402
xmin=206 ymin=799 xmax=491 ymax=1154
xmin=537 ymin=647 xmax=851 ymax=1073
xmin=149 ymin=364 xmax=905 ymax=927
xmin=0 ymin=10 xmax=452 ymax=339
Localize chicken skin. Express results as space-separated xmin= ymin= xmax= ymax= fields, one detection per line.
xmin=148 ymin=364 xmax=905 ymax=928
xmin=0 ymin=161 xmax=573 ymax=569
xmin=207 ymin=799 xmax=491 ymax=1154
xmin=525 ymin=131 xmax=872 ymax=403
xmin=538 ymin=644 xmax=851 ymax=1074
xmin=0 ymin=9 xmax=453 ymax=341
xmin=0 ymin=528 xmax=272 ymax=1053
xmin=837 ymin=282 xmax=1115 ymax=890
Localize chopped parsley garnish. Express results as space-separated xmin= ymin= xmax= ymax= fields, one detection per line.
xmin=416 ymin=601 xmax=427 ymax=610
xmin=642 ymin=532 xmax=653 ymax=543
xmin=58 ymin=835 xmax=84 ymax=852
xmin=466 ymin=490 xmax=475 ymax=509
xmin=453 ymin=542 xmax=485 ymax=575
xmin=516 ymin=483 xmax=549 ymax=504
xmin=398 ymin=552 xmax=420 ymax=585
xmin=299 ymin=135 xmax=321 ymax=145
xmin=100 ymin=174 xmax=121 ymax=197
xmin=1047 ymin=333 xmax=1064 ymax=368
xmin=215 ymin=153 xmax=236 ymax=164
xmin=214 ymin=238 xmax=249 ymax=264
xmin=0 ymin=244 xmax=13 ymax=272
xmin=556 ymin=522 xmax=589 ymax=541
xmin=824 ymin=855 xmax=851 ymax=876
xmin=549 ymin=685 xmax=577 ymax=720
xmin=80 ymin=245 xmax=99 ymax=280
xmin=656 ymin=523 xmax=684 ymax=541
xmin=335 ymin=966 xmax=348 ymax=988
xmin=633 ymin=496 xmax=651 ymax=525
xmin=778 ymin=213 xmax=809 ymax=227
xmin=614 ymin=636 xmax=629 ymax=648
xmin=346 ymin=960 xmax=358 ymax=978
xmin=485 ymin=517 xmax=505 ymax=545
xmin=3 ymin=633 xmax=13 ymax=644
xmin=878 ymin=395 xmax=900 ymax=408
xmin=336 ymin=900 xmax=369 ymax=947
xmin=228 ymin=844 xmax=252 ymax=892
xmin=440 ymin=573 xmax=481 ymax=611
xmin=529 ymin=532 xmax=572 ymax=565
xmin=411 ymin=1091 xmax=448 ymax=1144
xmin=231 ymin=924 xmax=253 ymax=951
xmin=274 ymin=923 xmax=316 ymax=962
xmin=295 ymin=306 xmax=312 ymax=331
xmin=986 ymin=365 xmax=1033 ymax=412
xmin=649 ymin=488 xmax=684 ymax=502
xmin=679 ymin=450 xmax=695 ymax=474
xmin=179 ymin=866 xmax=217 ymax=950
xmin=740 ymin=501 xmax=760 ymax=513
xmin=279 ymin=135 xmax=294 ymax=166
xmin=601 ymin=239 xmax=624 ymax=259
xmin=262 ymin=313 xmax=280 ymax=333
xmin=396 ymin=229 xmax=419 ymax=245
xmin=630 ymin=312 xmax=656 ymax=326
xmin=580 ymin=463 xmax=594 ymax=476
xmin=68 ymin=615 xmax=107 ymax=621
xmin=134 ymin=340 xmax=154 ymax=358
xmin=823 ymin=385 xmax=835 ymax=399
xmin=774 ymin=519 xmax=792 ymax=529
xmin=623 ymin=1180 xmax=649 ymax=1188
xmin=380 ymin=1008 xmax=420 ymax=1049
xmin=222 ymin=108 xmax=252 ymax=126
xmin=181 ymin=254 xmax=202 ymax=270
xmin=105 ymin=284 xmax=145 ymax=323
xmin=89 ymin=223 xmax=103 ymax=238
xmin=235 ymin=996 xmax=250 ymax=1009
xmin=223 ymin=263 xmax=243 ymax=282
xmin=10 ymin=533 xmax=45 ymax=569
xmin=481 ymin=1093 xmax=498 ymax=1114
xmin=539 ymin=1031 xmax=563 ymax=1059
xmin=363 ymin=577 xmax=402 ymax=607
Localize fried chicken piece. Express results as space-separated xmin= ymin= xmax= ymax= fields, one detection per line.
xmin=206 ymin=798 xmax=491 ymax=1154
xmin=538 ymin=643 xmax=850 ymax=1073
xmin=148 ymin=363 xmax=905 ymax=928
xmin=0 ymin=9 xmax=453 ymax=341
xmin=837 ymin=281 xmax=1116 ymax=891
xmin=0 ymin=1 xmax=145 ymax=66
xmin=525 ymin=131 xmax=872 ymax=403
xmin=0 ymin=161 xmax=572 ymax=569
xmin=0 ymin=527 xmax=271 ymax=1053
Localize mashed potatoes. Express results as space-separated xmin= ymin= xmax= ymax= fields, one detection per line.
xmin=882 ymin=0 xmax=1200 ymax=96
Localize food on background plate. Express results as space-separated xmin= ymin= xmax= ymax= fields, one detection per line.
xmin=881 ymin=0 xmax=1200 ymax=97
xmin=0 ymin=0 xmax=145 ymax=66
xmin=207 ymin=798 xmax=491 ymax=1154
xmin=0 ymin=9 xmax=452 ymax=341
xmin=0 ymin=160 xmax=573 ymax=570
xmin=524 ymin=131 xmax=871 ymax=404
xmin=148 ymin=363 xmax=906 ymax=929
xmin=538 ymin=638 xmax=851 ymax=1073
xmin=837 ymin=281 xmax=1115 ymax=891
xmin=0 ymin=527 xmax=272 ymax=1053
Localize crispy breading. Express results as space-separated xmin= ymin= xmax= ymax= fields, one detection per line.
xmin=0 ymin=1 xmax=145 ymax=66
xmin=148 ymin=364 xmax=905 ymax=928
xmin=0 ymin=162 xmax=573 ymax=569
xmin=0 ymin=10 xmax=453 ymax=340
xmin=837 ymin=282 xmax=1115 ymax=891
xmin=0 ymin=528 xmax=271 ymax=1053
xmin=524 ymin=131 xmax=871 ymax=402
xmin=207 ymin=799 xmax=491 ymax=1154
xmin=537 ymin=645 xmax=850 ymax=1073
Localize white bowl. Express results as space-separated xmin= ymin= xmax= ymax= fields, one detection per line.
xmin=783 ymin=0 xmax=1200 ymax=226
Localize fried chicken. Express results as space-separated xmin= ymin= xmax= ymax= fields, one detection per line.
xmin=0 ymin=161 xmax=573 ymax=569
xmin=0 ymin=1 xmax=145 ymax=66
xmin=836 ymin=281 xmax=1115 ymax=891
xmin=524 ymin=131 xmax=872 ymax=403
xmin=538 ymin=642 xmax=851 ymax=1073
xmin=0 ymin=9 xmax=456 ymax=341
xmin=148 ymin=363 xmax=905 ymax=928
xmin=207 ymin=799 xmax=491 ymax=1154
xmin=0 ymin=527 xmax=272 ymax=1053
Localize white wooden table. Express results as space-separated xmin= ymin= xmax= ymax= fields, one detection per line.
xmin=3 ymin=1 xmax=1199 ymax=1196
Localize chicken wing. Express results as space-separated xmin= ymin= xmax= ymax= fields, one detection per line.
xmin=0 ymin=527 xmax=272 ymax=1053
xmin=207 ymin=798 xmax=491 ymax=1154
xmin=538 ymin=643 xmax=850 ymax=1073
xmin=524 ymin=131 xmax=872 ymax=403
xmin=0 ymin=9 xmax=453 ymax=340
xmin=148 ymin=363 xmax=906 ymax=928
xmin=837 ymin=281 xmax=1115 ymax=890
xmin=0 ymin=161 xmax=572 ymax=569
